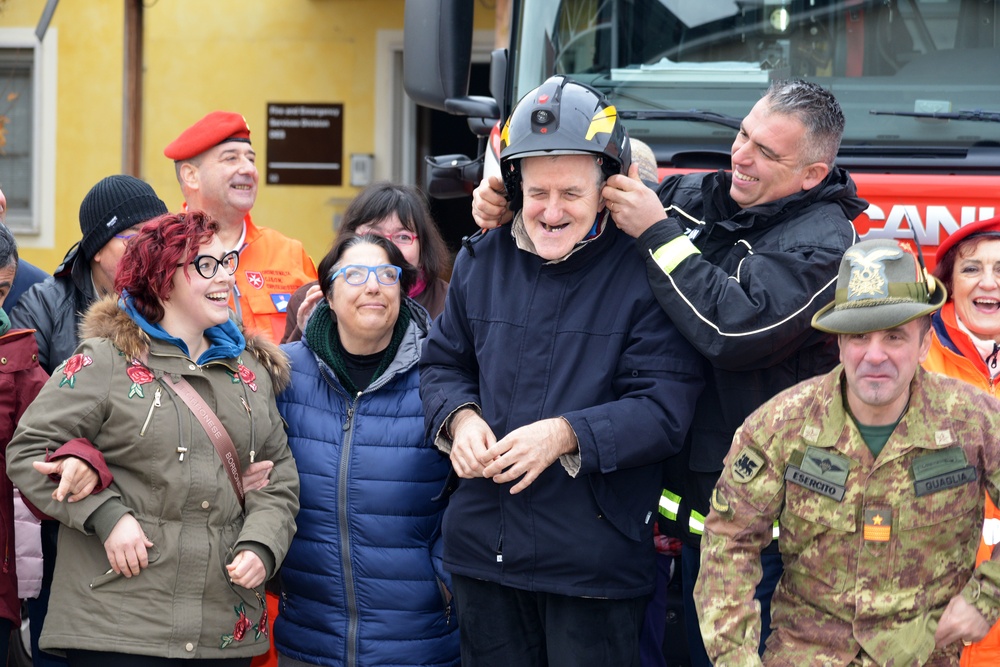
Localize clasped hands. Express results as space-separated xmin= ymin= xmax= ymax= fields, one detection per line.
xmin=448 ymin=409 xmax=578 ymax=494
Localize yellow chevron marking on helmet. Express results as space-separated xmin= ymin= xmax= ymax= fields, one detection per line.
xmin=585 ymin=105 xmax=618 ymax=140
xmin=500 ymin=117 xmax=511 ymax=149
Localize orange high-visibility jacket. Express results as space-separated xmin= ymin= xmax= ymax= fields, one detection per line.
xmin=924 ymin=303 xmax=1000 ymax=667
xmin=230 ymin=215 xmax=317 ymax=343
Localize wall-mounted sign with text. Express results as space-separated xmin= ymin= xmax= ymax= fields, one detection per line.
xmin=266 ymin=103 xmax=343 ymax=186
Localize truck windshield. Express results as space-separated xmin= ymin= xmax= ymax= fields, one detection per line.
xmin=512 ymin=0 xmax=1000 ymax=171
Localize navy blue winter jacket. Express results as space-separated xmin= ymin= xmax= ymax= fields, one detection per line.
xmin=420 ymin=219 xmax=704 ymax=599
xmin=274 ymin=302 xmax=459 ymax=667
xmin=638 ymin=168 xmax=864 ymax=547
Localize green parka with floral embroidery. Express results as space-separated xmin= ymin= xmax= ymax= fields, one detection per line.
xmin=6 ymin=297 xmax=299 ymax=660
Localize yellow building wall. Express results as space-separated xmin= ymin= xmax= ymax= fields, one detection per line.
xmin=7 ymin=0 xmax=496 ymax=271
xmin=3 ymin=0 xmax=128 ymax=271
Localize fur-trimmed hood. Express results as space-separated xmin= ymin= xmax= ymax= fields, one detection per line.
xmin=81 ymin=296 xmax=291 ymax=392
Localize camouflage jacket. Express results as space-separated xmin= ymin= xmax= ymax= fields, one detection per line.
xmin=695 ymin=366 xmax=1000 ymax=667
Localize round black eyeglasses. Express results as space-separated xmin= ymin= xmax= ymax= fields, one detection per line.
xmin=185 ymin=251 xmax=240 ymax=279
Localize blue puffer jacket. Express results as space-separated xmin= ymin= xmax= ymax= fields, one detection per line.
xmin=274 ymin=301 xmax=459 ymax=667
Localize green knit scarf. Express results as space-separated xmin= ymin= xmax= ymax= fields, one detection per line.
xmin=0 ymin=307 xmax=10 ymax=337
xmin=304 ymin=299 xmax=412 ymax=395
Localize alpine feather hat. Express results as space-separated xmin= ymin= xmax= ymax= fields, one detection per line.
xmin=812 ymin=238 xmax=947 ymax=334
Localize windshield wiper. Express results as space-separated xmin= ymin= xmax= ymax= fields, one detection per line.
xmin=870 ymin=109 xmax=1000 ymax=123
xmin=617 ymin=109 xmax=742 ymax=130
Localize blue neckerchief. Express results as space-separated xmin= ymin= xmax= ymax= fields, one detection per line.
xmin=0 ymin=307 xmax=9 ymax=337
xmin=120 ymin=295 xmax=245 ymax=365
xmin=583 ymin=210 xmax=605 ymax=241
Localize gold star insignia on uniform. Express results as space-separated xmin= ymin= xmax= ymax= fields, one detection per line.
xmin=863 ymin=508 xmax=892 ymax=542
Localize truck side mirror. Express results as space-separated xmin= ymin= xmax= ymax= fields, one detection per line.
xmin=404 ymin=0 xmax=474 ymax=112
xmin=404 ymin=0 xmax=501 ymax=122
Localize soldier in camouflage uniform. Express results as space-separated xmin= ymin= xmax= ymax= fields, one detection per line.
xmin=695 ymin=238 xmax=1000 ymax=666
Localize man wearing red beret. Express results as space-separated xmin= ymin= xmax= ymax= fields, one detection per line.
xmin=165 ymin=111 xmax=318 ymax=341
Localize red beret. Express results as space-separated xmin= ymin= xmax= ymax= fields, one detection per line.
xmin=935 ymin=214 xmax=1000 ymax=264
xmin=164 ymin=111 xmax=251 ymax=161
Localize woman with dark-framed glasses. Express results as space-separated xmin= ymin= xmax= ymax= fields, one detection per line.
xmin=273 ymin=233 xmax=459 ymax=667
xmin=7 ymin=211 xmax=299 ymax=667
xmin=281 ymin=182 xmax=451 ymax=343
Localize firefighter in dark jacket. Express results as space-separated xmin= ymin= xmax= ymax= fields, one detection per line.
xmin=473 ymin=79 xmax=866 ymax=667
xmin=421 ymin=76 xmax=704 ymax=667
xmin=604 ymin=79 xmax=866 ymax=666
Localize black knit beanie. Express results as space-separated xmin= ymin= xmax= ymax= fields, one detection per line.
xmin=79 ymin=175 xmax=168 ymax=261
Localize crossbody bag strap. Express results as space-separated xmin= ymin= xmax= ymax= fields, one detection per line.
xmin=160 ymin=373 xmax=246 ymax=508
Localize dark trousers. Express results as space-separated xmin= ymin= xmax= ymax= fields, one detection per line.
xmin=639 ymin=553 xmax=675 ymax=667
xmin=0 ymin=617 xmax=11 ymax=667
xmin=451 ymin=574 xmax=647 ymax=667
xmin=28 ymin=520 xmax=65 ymax=667
xmin=66 ymin=651 xmax=251 ymax=667
xmin=681 ymin=543 xmax=782 ymax=666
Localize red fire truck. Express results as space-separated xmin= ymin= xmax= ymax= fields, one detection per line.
xmin=405 ymin=0 xmax=1000 ymax=265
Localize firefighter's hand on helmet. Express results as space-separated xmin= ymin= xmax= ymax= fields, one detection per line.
xmin=604 ymin=164 xmax=668 ymax=239
xmin=472 ymin=176 xmax=514 ymax=230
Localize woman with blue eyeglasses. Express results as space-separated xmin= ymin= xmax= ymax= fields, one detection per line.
xmin=274 ymin=233 xmax=459 ymax=667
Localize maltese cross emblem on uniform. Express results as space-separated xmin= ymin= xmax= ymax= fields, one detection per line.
xmin=245 ymin=271 xmax=265 ymax=290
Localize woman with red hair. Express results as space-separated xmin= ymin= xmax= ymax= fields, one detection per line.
xmin=7 ymin=211 xmax=299 ymax=667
